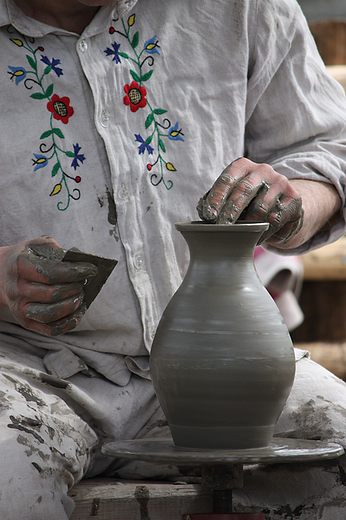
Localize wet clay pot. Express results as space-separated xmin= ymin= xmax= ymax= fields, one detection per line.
xmin=150 ymin=222 xmax=295 ymax=450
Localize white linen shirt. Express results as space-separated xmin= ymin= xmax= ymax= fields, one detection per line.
xmin=1 ymin=0 xmax=346 ymax=382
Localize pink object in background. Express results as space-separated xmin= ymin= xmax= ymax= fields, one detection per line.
xmin=254 ymin=247 xmax=304 ymax=331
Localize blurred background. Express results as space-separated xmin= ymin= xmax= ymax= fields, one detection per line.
xmin=297 ymin=0 xmax=346 ymax=64
xmin=298 ymin=0 xmax=346 ymax=21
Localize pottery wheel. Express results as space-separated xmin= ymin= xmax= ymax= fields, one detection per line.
xmin=102 ymin=438 xmax=344 ymax=517
xmin=102 ymin=437 xmax=343 ymax=465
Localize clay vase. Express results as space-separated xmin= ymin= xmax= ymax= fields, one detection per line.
xmin=150 ymin=221 xmax=295 ymax=450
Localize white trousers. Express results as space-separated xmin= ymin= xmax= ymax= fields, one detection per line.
xmin=1 ymin=343 xmax=346 ymax=519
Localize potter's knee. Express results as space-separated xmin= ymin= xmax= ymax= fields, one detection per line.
xmin=0 ymin=455 xmax=74 ymax=520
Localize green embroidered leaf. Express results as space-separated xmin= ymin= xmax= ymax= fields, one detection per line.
xmin=44 ymin=65 xmax=52 ymax=75
xmin=51 ymin=162 xmax=60 ymax=177
xmin=118 ymin=52 xmax=129 ymax=59
xmin=52 ymin=128 xmax=65 ymax=139
xmin=26 ymin=54 xmax=37 ymax=70
xmin=46 ymin=84 xmax=54 ymax=98
xmin=130 ymin=70 xmax=141 ymax=83
xmin=145 ymin=135 xmax=153 ymax=145
xmin=65 ymin=151 xmax=75 ymax=158
xmin=153 ymin=108 xmax=167 ymax=115
xmin=31 ymin=92 xmax=47 ymax=100
xmin=40 ymin=130 xmax=53 ymax=139
xmin=145 ymin=113 xmax=154 ymax=129
xmin=131 ymin=31 xmax=139 ymax=49
xmin=158 ymin=138 xmax=166 ymax=153
xmin=141 ymin=70 xmax=154 ymax=82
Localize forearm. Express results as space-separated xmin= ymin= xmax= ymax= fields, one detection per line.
xmin=269 ymin=179 xmax=342 ymax=250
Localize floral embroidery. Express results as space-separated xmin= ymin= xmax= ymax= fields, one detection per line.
xmin=32 ymin=153 xmax=48 ymax=171
xmin=47 ymin=94 xmax=74 ymax=124
xmin=71 ymin=143 xmax=85 ymax=170
xmin=105 ymin=14 xmax=184 ymax=190
xmin=104 ymin=41 xmax=122 ymax=63
xmin=123 ymin=81 xmax=147 ymax=112
xmin=7 ymin=27 xmax=84 ymax=211
xmin=8 ymin=65 xmax=26 ymax=84
xmin=40 ymin=55 xmax=63 ymax=77
xmin=168 ymin=122 xmax=184 ymax=142
xmin=135 ymin=133 xmax=154 ymax=155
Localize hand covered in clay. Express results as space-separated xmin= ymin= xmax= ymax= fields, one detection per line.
xmin=197 ymin=158 xmax=304 ymax=245
xmin=0 ymin=236 xmax=98 ymax=336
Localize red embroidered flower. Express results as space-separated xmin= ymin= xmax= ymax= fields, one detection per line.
xmin=123 ymin=81 xmax=147 ymax=112
xmin=47 ymin=94 xmax=74 ymax=124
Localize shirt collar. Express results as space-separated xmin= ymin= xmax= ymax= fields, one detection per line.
xmin=0 ymin=0 xmax=138 ymax=37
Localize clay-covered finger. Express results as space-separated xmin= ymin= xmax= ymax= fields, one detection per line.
xmin=197 ymin=161 xmax=244 ymax=221
xmin=17 ymin=280 xmax=84 ymax=304
xmin=217 ymin=179 xmax=270 ymax=223
xmin=255 ymin=194 xmax=303 ymax=243
xmin=260 ymin=198 xmax=304 ymax=244
xmin=21 ymin=305 xmax=87 ymax=337
xmin=24 ymin=292 xmax=84 ymax=324
xmin=18 ymin=246 xmax=98 ymax=284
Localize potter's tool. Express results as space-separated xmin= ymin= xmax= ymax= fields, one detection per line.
xmin=62 ymin=248 xmax=117 ymax=308
xmin=29 ymin=243 xmax=117 ymax=309
xmin=102 ymin=438 xmax=344 ymax=519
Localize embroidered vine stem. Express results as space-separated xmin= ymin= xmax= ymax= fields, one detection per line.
xmin=8 ymin=26 xmax=84 ymax=211
xmin=106 ymin=13 xmax=184 ymax=190
xmin=145 ymin=100 xmax=173 ymax=189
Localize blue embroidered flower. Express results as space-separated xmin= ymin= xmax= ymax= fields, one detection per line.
xmin=168 ymin=122 xmax=184 ymax=142
xmin=144 ymin=35 xmax=160 ymax=55
xmin=32 ymin=153 xmax=48 ymax=171
xmin=135 ymin=134 xmax=154 ymax=155
xmin=40 ymin=56 xmax=63 ymax=77
xmin=71 ymin=143 xmax=86 ymax=170
xmin=104 ymin=42 xmax=122 ymax=63
xmin=8 ymin=66 xmax=27 ymax=85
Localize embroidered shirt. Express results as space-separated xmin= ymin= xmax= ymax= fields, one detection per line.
xmin=1 ymin=0 xmax=346 ymax=381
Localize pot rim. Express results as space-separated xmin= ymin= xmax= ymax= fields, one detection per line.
xmin=175 ymin=220 xmax=270 ymax=232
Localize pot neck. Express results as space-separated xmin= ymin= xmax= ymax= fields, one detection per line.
xmin=177 ymin=222 xmax=268 ymax=261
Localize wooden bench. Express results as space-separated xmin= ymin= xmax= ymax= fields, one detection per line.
xmin=69 ymin=478 xmax=211 ymax=520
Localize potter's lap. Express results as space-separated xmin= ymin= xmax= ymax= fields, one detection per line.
xmin=0 ymin=361 xmax=95 ymax=520
xmin=275 ymin=356 xmax=346 ymax=446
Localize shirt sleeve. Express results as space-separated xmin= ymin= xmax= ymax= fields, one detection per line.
xmin=245 ymin=0 xmax=346 ymax=255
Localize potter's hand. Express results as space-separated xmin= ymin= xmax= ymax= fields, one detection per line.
xmin=0 ymin=236 xmax=98 ymax=336
xmin=197 ymin=158 xmax=304 ymax=245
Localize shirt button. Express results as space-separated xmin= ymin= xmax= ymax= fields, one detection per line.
xmin=134 ymin=255 xmax=144 ymax=271
xmin=100 ymin=110 xmax=110 ymax=127
xmin=78 ymin=39 xmax=88 ymax=52
xmin=118 ymin=184 xmax=129 ymax=200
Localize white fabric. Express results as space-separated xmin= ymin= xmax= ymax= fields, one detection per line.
xmin=1 ymin=0 xmax=346 ymax=377
xmin=1 ymin=1 xmax=346 ymax=519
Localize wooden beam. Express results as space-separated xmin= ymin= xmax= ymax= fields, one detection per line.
xmin=327 ymin=65 xmax=346 ymax=91
xmin=69 ymin=478 xmax=212 ymax=520
xmin=309 ymin=20 xmax=346 ymax=65
xmin=294 ymin=342 xmax=346 ymax=380
xmin=301 ymin=237 xmax=346 ymax=280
